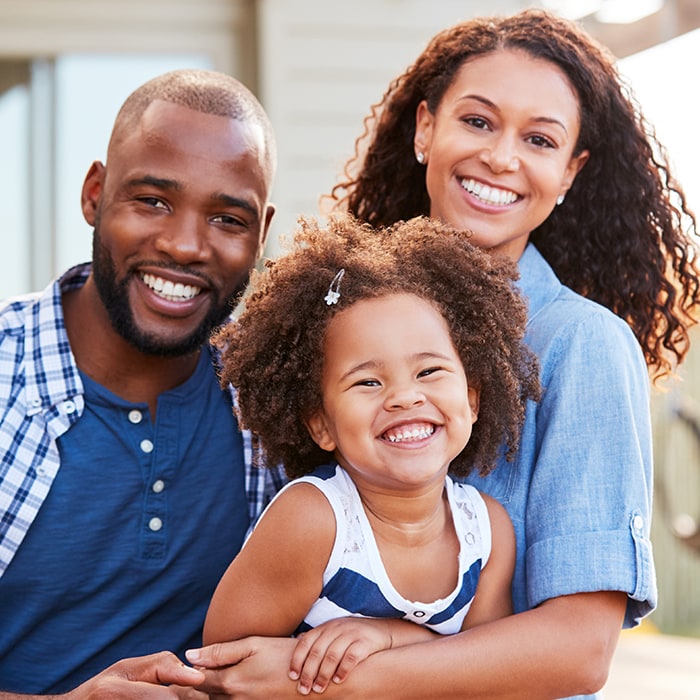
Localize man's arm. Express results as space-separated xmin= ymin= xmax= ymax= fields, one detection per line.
xmin=189 ymin=591 xmax=626 ymax=699
xmin=0 ymin=653 xmax=205 ymax=700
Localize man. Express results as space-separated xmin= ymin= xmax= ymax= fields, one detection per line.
xmin=0 ymin=69 xmax=285 ymax=698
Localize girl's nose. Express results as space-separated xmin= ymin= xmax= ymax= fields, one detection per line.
xmin=384 ymin=384 xmax=426 ymax=411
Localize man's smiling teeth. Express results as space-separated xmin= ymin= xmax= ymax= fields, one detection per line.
xmin=384 ymin=424 xmax=435 ymax=443
xmin=142 ymin=273 xmax=202 ymax=302
xmin=461 ymin=178 xmax=518 ymax=206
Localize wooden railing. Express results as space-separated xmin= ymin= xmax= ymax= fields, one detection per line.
xmin=649 ymin=326 xmax=700 ymax=636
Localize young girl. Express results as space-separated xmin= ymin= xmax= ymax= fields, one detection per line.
xmin=187 ymin=8 xmax=699 ymax=700
xmin=204 ymin=214 xmax=540 ymax=692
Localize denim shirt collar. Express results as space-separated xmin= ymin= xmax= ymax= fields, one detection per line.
xmin=517 ymin=243 xmax=562 ymax=327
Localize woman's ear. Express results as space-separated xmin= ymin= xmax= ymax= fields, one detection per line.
xmin=468 ymin=386 xmax=480 ymax=425
xmin=561 ymin=149 xmax=590 ymax=195
xmin=414 ymin=100 xmax=434 ymax=161
xmin=305 ymin=412 xmax=336 ymax=452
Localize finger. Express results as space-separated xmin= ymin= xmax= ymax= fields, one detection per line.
xmin=310 ymin=637 xmax=364 ymax=691
xmin=328 ymin=640 xmax=366 ymax=684
xmin=170 ymin=685 xmax=210 ymax=700
xmin=289 ymin=631 xmax=321 ymax=680
xmin=297 ymin=640 xmax=344 ymax=694
xmin=186 ymin=639 xmax=253 ymax=669
xmin=116 ymin=652 xmax=205 ymax=687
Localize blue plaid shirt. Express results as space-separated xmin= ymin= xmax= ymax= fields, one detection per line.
xmin=0 ymin=263 xmax=286 ymax=578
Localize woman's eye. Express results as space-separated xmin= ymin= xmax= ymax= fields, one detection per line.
xmin=464 ymin=116 xmax=489 ymax=130
xmin=528 ymin=134 xmax=556 ymax=149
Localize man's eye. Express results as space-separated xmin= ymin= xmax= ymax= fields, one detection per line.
xmin=212 ymin=214 xmax=248 ymax=227
xmin=138 ymin=197 xmax=167 ymax=209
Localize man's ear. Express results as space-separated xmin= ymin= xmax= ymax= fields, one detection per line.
xmin=305 ymin=412 xmax=336 ymax=452
xmin=258 ymin=203 xmax=275 ymax=258
xmin=81 ymin=161 xmax=105 ymax=227
xmin=468 ymin=386 xmax=480 ymax=425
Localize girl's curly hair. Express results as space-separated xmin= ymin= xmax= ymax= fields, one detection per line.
xmin=214 ymin=215 xmax=540 ymax=480
xmin=328 ymin=8 xmax=699 ymax=382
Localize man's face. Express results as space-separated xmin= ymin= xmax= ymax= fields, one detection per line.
xmin=82 ymin=100 xmax=274 ymax=356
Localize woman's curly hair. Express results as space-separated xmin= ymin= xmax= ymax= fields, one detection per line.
xmin=328 ymin=8 xmax=699 ymax=382
xmin=214 ymin=215 xmax=540 ymax=480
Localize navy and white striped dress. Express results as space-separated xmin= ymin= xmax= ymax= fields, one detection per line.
xmin=264 ymin=463 xmax=492 ymax=635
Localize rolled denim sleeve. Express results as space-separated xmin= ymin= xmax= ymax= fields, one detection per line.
xmin=523 ymin=306 xmax=655 ymax=627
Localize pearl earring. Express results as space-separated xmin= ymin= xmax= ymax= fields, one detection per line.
xmin=556 ymin=194 xmax=565 ymax=206
xmin=416 ymin=151 xmax=425 ymax=164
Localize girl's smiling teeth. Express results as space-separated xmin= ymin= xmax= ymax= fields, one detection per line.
xmin=142 ymin=272 xmax=203 ymax=302
xmin=460 ymin=178 xmax=519 ymax=206
xmin=383 ymin=423 xmax=435 ymax=443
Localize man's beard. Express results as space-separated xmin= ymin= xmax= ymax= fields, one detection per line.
xmin=91 ymin=225 xmax=246 ymax=357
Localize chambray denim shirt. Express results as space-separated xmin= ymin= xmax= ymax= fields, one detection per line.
xmin=465 ymin=244 xmax=656 ymax=700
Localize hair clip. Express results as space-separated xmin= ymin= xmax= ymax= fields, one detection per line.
xmin=324 ymin=269 xmax=346 ymax=306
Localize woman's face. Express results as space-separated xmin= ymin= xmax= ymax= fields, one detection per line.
xmin=415 ymin=48 xmax=589 ymax=261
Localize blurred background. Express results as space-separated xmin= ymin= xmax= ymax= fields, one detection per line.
xmin=1 ymin=0 xmax=699 ymax=650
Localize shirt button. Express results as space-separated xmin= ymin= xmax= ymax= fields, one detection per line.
xmin=148 ymin=517 xmax=163 ymax=532
xmin=128 ymin=409 xmax=143 ymax=424
xmin=152 ymin=479 xmax=165 ymax=493
xmin=63 ymin=400 xmax=76 ymax=414
xmin=633 ymin=515 xmax=644 ymax=531
xmin=140 ymin=439 xmax=154 ymax=454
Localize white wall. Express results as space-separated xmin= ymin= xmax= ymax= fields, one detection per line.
xmin=619 ymin=27 xmax=700 ymax=217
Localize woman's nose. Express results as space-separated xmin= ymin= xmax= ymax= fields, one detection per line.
xmin=479 ymin=135 xmax=520 ymax=173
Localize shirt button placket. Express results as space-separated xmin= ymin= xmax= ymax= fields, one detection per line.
xmin=127 ymin=408 xmax=166 ymax=558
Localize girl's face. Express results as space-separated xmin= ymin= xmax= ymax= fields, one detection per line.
xmin=415 ymin=49 xmax=589 ymax=262
xmin=306 ymin=293 xmax=479 ymax=494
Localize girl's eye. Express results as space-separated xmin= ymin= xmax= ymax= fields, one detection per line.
xmin=354 ymin=379 xmax=380 ymax=387
xmin=418 ymin=367 xmax=442 ymax=378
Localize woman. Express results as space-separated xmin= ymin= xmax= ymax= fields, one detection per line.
xmin=188 ymin=9 xmax=699 ymax=699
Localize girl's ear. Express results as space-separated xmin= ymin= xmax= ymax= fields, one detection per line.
xmin=468 ymin=385 xmax=480 ymax=425
xmin=305 ymin=412 xmax=337 ymax=452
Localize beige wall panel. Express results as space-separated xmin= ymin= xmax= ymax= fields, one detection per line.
xmin=0 ymin=0 xmax=254 ymax=79
xmin=257 ymin=0 xmax=531 ymax=251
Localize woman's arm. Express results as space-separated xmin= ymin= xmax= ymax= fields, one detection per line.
xmin=203 ymin=483 xmax=335 ymax=644
xmin=190 ymin=590 xmax=626 ymax=699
